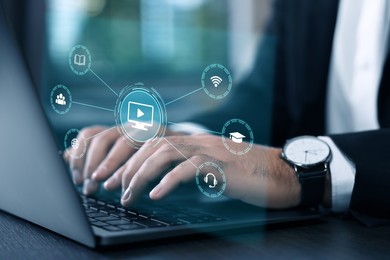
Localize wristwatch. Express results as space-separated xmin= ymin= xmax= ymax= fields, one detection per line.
xmin=281 ymin=136 xmax=332 ymax=208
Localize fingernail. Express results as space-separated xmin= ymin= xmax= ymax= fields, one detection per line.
xmin=82 ymin=180 xmax=89 ymax=195
xmin=91 ymin=171 xmax=98 ymax=181
xmin=91 ymin=166 xmax=103 ymax=180
xmin=122 ymin=187 xmax=132 ymax=202
xmin=150 ymin=185 xmax=162 ymax=199
xmin=104 ymin=176 xmax=115 ymax=190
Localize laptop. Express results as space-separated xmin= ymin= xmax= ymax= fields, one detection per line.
xmin=0 ymin=4 xmax=321 ymax=248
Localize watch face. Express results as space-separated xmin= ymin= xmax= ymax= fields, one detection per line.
xmin=283 ymin=136 xmax=330 ymax=166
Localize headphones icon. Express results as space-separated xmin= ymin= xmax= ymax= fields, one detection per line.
xmin=204 ymin=173 xmax=218 ymax=188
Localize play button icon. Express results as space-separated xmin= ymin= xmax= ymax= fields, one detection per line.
xmin=127 ymin=101 xmax=155 ymax=131
xmin=137 ymin=108 xmax=144 ymax=118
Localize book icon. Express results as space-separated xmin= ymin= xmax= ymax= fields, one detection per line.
xmin=73 ymin=54 xmax=86 ymax=66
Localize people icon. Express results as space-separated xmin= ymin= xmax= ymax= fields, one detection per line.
xmin=55 ymin=93 xmax=66 ymax=106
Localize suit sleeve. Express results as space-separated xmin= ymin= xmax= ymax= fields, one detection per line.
xmin=331 ymin=129 xmax=390 ymax=226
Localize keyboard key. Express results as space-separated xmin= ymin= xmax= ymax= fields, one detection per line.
xmin=126 ymin=210 xmax=138 ymax=216
xmin=106 ymin=204 xmax=116 ymax=209
xmin=118 ymin=224 xmax=144 ymax=230
xmin=121 ymin=215 xmax=141 ymax=222
xmin=134 ymin=218 xmax=167 ymax=228
xmin=152 ymin=217 xmax=186 ymax=226
xmin=91 ymin=221 xmax=109 ymax=227
xmin=81 ymin=196 xmax=226 ymax=229
xmin=95 ymin=216 xmax=120 ymax=222
xmin=106 ymin=219 xmax=132 ymax=226
xmin=104 ymin=208 xmax=121 ymax=214
xmin=112 ymin=212 xmax=128 ymax=218
xmin=95 ymin=204 xmax=108 ymax=211
xmin=87 ymin=197 xmax=97 ymax=203
xmin=87 ymin=212 xmax=107 ymax=218
xmin=102 ymin=226 xmax=122 ymax=232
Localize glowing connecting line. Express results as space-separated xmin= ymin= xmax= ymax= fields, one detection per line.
xmin=56 ymin=46 xmax=239 ymax=198
xmin=165 ymin=87 xmax=204 ymax=106
xmin=72 ymin=101 xmax=114 ymax=112
xmin=89 ymin=68 xmax=118 ymax=97
xmin=65 ymin=44 xmax=118 ymax=113
xmin=85 ymin=126 xmax=117 ymax=141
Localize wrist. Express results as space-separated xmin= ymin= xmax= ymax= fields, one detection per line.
xmin=267 ymin=148 xmax=301 ymax=209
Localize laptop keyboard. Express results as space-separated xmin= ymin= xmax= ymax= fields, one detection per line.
xmin=81 ymin=195 xmax=226 ymax=232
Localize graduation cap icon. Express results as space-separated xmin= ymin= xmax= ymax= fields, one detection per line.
xmin=229 ymin=132 xmax=245 ymax=144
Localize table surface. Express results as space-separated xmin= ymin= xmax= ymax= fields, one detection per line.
xmin=1 ymin=211 xmax=389 ymax=259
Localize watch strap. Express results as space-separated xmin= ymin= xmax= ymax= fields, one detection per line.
xmin=298 ymin=168 xmax=328 ymax=208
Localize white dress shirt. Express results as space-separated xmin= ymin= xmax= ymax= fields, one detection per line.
xmin=323 ymin=0 xmax=390 ymax=212
xmin=172 ymin=0 xmax=390 ymax=213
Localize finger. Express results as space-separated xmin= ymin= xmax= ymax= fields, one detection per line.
xmin=104 ymin=137 xmax=179 ymax=192
xmin=68 ymin=127 xmax=104 ymax=185
xmin=82 ymin=128 xmax=119 ymax=183
xmin=69 ymin=160 xmax=83 ymax=186
xmin=149 ymin=157 xmax=202 ymax=200
xmin=63 ymin=150 xmax=70 ymax=163
xmin=121 ymin=142 xmax=200 ymax=207
xmin=120 ymin=136 xmax=188 ymax=191
xmin=91 ymin=138 xmax=136 ymax=182
xmin=83 ymin=178 xmax=100 ymax=196
xmin=121 ymin=143 xmax=180 ymax=206
xmin=103 ymin=164 xmax=126 ymax=191
xmin=119 ymin=140 xmax=164 ymax=194
xmin=68 ymin=135 xmax=88 ymax=185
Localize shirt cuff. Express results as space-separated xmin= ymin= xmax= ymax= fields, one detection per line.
xmin=168 ymin=122 xmax=209 ymax=135
xmin=318 ymin=136 xmax=356 ymax=213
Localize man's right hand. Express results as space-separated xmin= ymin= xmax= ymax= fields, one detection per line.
xmin=63 ymin=125 xmax=137 ymax=195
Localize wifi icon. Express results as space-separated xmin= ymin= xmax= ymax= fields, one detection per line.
xmin=210 ymin=76 xmax=223 ymax=87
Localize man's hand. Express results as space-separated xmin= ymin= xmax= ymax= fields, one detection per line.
xmin=63 ymin=125 xmax=137 ymax=195
xmin=103 ymin=134 xmax=301 ymax=209
xmin=63 ymin=125 xmax=186 ymax=196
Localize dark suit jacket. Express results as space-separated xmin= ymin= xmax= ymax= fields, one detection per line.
xmin=192 ymin=0 xmax=390 ymax=226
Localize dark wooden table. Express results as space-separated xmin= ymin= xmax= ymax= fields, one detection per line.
xmin=1 ymin=211 xmax=389 ymax=259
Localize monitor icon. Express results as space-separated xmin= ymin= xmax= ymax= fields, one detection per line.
xmin=128 ymin=102 xmax=154 ymax=131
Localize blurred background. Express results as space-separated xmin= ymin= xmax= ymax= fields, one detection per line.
xmin=2 ymin=0 xmax=273 ymax=140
